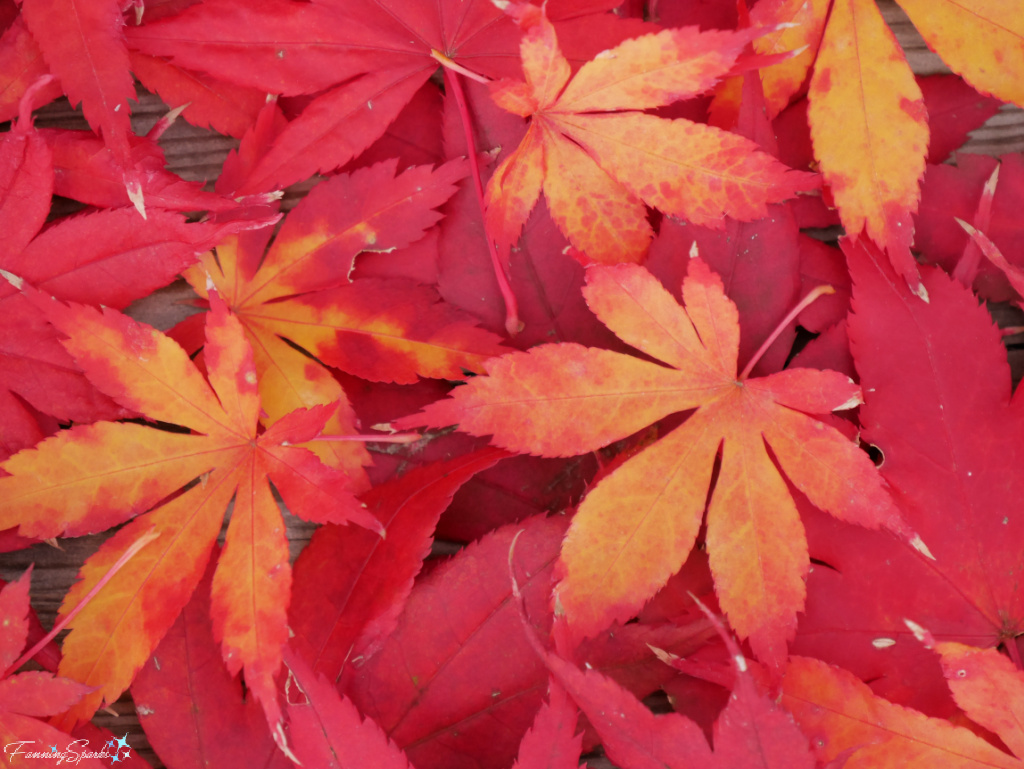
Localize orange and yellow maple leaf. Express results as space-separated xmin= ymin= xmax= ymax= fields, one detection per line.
xmin=807 ymin=0 xmax=929 ymax=296
xmin=398 ymin=258 xmax=917 ymax=669
xmin=0 ymin=287 xmax=379 ymax=735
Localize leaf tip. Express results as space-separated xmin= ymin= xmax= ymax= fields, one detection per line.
xmin=833 ymin=390 xmax=863 ymax=411
xmin=909 ymin=533 xmax=936 ymax=561
xmin=647 ymin=644 xmax=676 ymax=665
xmin=903 ymin=618 xmax=933 ymax=647
xmin=271 ymin=720 xmax=301 ymax=765
xmin=126 ymin=179 xmax=147 ymax=220
xmin=955 ymin=217 xmax=977 ymax=237
xmin=0 ymin=269 xmax=24 ymax=290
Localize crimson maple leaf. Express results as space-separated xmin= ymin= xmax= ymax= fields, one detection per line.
xmin=0 ymin=93 xmax=244 ymax=462
xmin=0 ymin=569 xmax=101 ymax=762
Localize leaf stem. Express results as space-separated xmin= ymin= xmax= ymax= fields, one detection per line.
xmin=312 ymin=432 xmax=421 ymax=444
xmin=4 ymin=528 xmax=160 ymax=678
xmin=443 ymin=67 xmax=523 ymax=336
xmin=738 ymin=284 xmax=835 ymax=380
xmin=431 ymin=50 xmax=490 ymax=84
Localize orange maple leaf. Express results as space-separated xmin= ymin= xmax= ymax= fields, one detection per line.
xmin=806 ymin=0 xmax=929 ymax=297
xmin=760 ymin=0 xmax=1023 ymax=298
xmin=782 ymin=655 xmax=1022 ymax=767
xmin=905 ymin=619 xmax=1024 ymax=761
xmin=484 ymin=10 xmax=817 ymax=265
xmin=0 ymin=287 xmax=379 ymax=738
xmin=397 ymin=258 xmax=920 ymax=669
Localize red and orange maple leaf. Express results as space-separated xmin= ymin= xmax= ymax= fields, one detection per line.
xmin=398 ymin=258 xmax=918 ymax=669
xmin=783 ymin=654 xmax=1022 ymax=768
xmin=184 ymin=158 xmax=510 ymax=486
xmin=0 ymin=289 xmax=379 ymax=739
xmin=484 ymin=9 xmax=817 ymax=264
xmin=753 ymin=0 xmax=1023 ymax=295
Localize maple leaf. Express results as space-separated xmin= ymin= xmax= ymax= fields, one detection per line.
xmin=895 ymin=0 xmax=1024 ymax=109
xmin=0 ymin=17 xmax=63 ymax=122
xmin=20 ymin=0 xmax=143 ymax=211
xmin=745 ymin=0 xmax=829 ymax=119
xmin=125 ymin=0 xmax=643 ymax=194
xmin=127 ymin=50 xmax=265 ymax=139
xmin=0 ymin=569 xmax=112 ymax=769
xmin=344 ymin=515 xmax=567 ymax=769
xmin=343 ymin=512 xmax=709 ymax=769
xmin=0 ymin=95 xmax=245 ymax=461
xmin=806 ymin=0 xmax=929 ymax=297
xmin=782 ymin=655 xmax=1021 ymax=768
xmin=509 ymin=678 xmax=583 ymax=769
xmin=397 ymin=258 xmax=915 ymax=669
xmin=779 ymin=0 xmax=1022 ymax=296
xmin=904 ymin=620 xmax=1024 ymax=761
xmin=283 ymin=647 xmax=417 ymax=769
xmin=0 ymin=289 xmax=380 ymax=736
xmin=484 ymin=10 xmax=816 ymax=264
xmin=791 ymin=237 xmax=1024 ymax=716
xmin=508 ymin=568 xmax=816 ymax=769
xmin=184 ymin=158 xmax=508 ymax=484
xmin=915 ymin=153 xmax=1024 ymax=303
xmin=289 ymin=448 xmax=510 ymax=684
xmin=132 ymin=551 xmax=289 ymax=769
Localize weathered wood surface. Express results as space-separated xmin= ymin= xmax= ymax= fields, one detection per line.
xmin=1 ymin=3 xmax=1023 ymax=765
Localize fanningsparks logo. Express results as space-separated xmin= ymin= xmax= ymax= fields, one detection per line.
xmin=3 ymin=734 xmax=132 ymax=765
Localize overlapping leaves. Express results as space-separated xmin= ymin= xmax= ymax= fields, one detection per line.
xmin=0 ymin=290 xmax=379 ymax=735
xmin=398 ymin=258 xmax=915 ymax=668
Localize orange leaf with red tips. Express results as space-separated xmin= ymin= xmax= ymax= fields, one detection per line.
xmin=398 ymin=258 xmax=912 ymax=669
xmin=747 ymin=0 xmax=830 ymax=118
xmin=934 ymin=642 xmax=1024 ymax=759
xmin=485 ymin=11 xmax=816 ymax=264
xmin=782 ymin=656 xmax=1021 ymax=768
xmin=807 ymin=0 xmax=929 ymax=296
xmin=0 ymin=290 xmax=379 ymax=733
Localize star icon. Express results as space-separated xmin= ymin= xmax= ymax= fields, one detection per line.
xmin=49 ymin=746 xmax=58 ymax=753
xmin=114 ymin=734 xmax=131 ymax=752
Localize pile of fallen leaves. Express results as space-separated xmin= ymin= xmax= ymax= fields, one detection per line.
xmin=1 ymin=0 xmax=1023 ymax=767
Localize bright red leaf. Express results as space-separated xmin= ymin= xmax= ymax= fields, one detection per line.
xmin=792 ymin=237 xmax=1024 ymax=716
xmin=288 ymin=447 xmax=510 ymax=683
xmin=21 ymin=0 xmax=142 ymax=209
xmin=0 ymin=569 xmax=112 ymax=769
xmin=132 ymin=550 xmax=287 ymax=769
